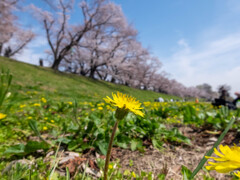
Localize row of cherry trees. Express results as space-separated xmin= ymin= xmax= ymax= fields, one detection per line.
xmin=1 ymin=0 xmax=216 ymax=99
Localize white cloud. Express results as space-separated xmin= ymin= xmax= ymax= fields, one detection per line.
xmin=162 ymin=32 xmax=240 ymax=96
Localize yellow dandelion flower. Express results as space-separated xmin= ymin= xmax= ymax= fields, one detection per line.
xmin=19 ymin=104 xmax=26 ymax=108
xmin=27 ymin=116 xmax=33 ymax=119
xmin=98 ymin=106 xmax=103 ymax=110
xmin=68 ymin=101 xmax=73 ymax=105
xmin=104 ymin=92 xmax=144 ymax=120
xmin=43 ymin=126 xmax=48 ymax=130
xmin=205 ymin=144 xmax=240 ymax=173
xmin=44 ymin=117 xmax=48 ymax=120
xmin=33 ymin=103 xmax=41 ymax=107
xmin=108 ymin=164 xmax=113 ymax=169
xmin=131 ymin=171 xmax=136 ymax=178
xmin=50 ymin=120 xmax=54 ymax=123
xmin=143 ymin=101 xmax=151 ymax=107
xmin=0 ymin=113 xmax=7 ymax=119
xmin=41 ymin=97 xmax=47 ymax=103
xmin=234 ymin=171 xmax=240 ymax=178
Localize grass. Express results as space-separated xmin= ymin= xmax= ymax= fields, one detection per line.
xmin=0 ymin=56 xmax=177 ymax=103
xmin=2 ymin=56 xmax=237 ymax=179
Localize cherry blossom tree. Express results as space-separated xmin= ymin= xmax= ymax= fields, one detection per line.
xmin=3 ymin=29 xmax=34 ymax=57
xmin=106 ymin=40 xmax=152 ymax=85
xmin=0 ymin=0 xmax=17 ymax=55
xmin=0 ymin=0 xmax=34 ymax=57
xmin=196 ymin=83 xmax=214 ymax=99
xmin=30 ymin=0 xmax=133 ymax=71
xmin=61 ymin=7 xmax=138 ymax=79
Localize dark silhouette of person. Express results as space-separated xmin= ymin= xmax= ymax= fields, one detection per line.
xmin=217 ymin=88 xmax=229 ymax=105
xmin=39 ymin=58 xmax=43 ymax=67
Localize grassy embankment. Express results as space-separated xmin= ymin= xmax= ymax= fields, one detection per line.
xmin=0 ymin=57 xmax=177 ymax=103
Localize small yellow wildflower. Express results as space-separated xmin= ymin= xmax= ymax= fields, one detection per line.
xmin=104 ymin=92 xmax=144 ymax=120
xmin=44 ymin=117 xmax=48 ymax=120
xmin=234 ymin=171 xmax=240 ymax=178
xmin=19 ymin=104 xmax=26 ymax=108
xmin=50 ymin=120 xmax=55 ymax=123
xmin=33 ymin=103 xmax=41 ymax=107
xmin=205 ymin=144 xmax=240 ymax=173
xmin=131 ymin=171 xmax=136 ymax=178
xmin=27 ymin=116 xmax=33 ymax=119
xmin=98 ymin=106 xmax=103 ymax=110
xmin=91 ymin=108 xmax=95 ymax=111
xmin=97 ymin=103 xmax=104 ymax=106
xmin=43 ymin=126 xmax=48 ymax=130
xmin=41 ymin=97 xmax=47 ymax=103
xmin=68 ymin=101 xmax=73 ymax=105
xmin=0 ymin=113 xmax=7 ymax=119
xmin=143 ymin=101 xmax=151 ymax=107
xmin=108 ymin=164 xmax=113 ymax=169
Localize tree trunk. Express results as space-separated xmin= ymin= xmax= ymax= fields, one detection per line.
xmin=111 ymin=77 xmax=116 ymax=83
xmin=89 ymin=66 xmax=97 ymax=79
xmin=0 ymin=43 xmax=2 ymax=55
xmin=51 ymin=59 xmax=61 ymax=71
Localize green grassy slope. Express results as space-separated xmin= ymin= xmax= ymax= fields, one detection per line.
xmin=0 ymin=57 xmax=177 ymax=102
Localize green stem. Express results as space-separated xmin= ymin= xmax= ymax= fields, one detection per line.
xmin=190 ymin=111 xmax=239 ymax=179
xmin=104 ymin=119 xmax=120 ymax=180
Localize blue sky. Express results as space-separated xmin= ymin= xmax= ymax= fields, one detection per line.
xmin=16 ymin=0 xmax=240 ymax=96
